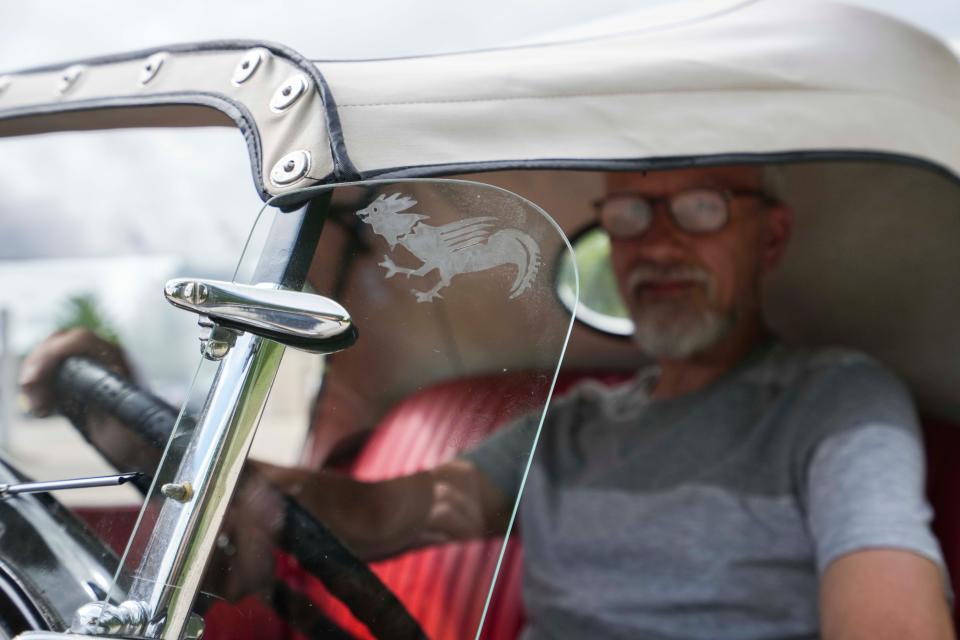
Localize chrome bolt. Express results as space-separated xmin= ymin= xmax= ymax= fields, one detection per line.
xmin=198 ymin=319 xmax=240 ymax=361
xmin=71 ymin=600 xmax=149 ymax=635
xmin=183 ymin=281 xmax=208 ymax=304
xmin=161 ymin=481 xmax=193 ymax=503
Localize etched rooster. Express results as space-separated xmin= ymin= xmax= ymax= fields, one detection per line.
xmin=355 ymin=193 xmax=541 ymax=302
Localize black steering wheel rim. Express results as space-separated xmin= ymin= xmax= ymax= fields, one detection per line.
xmin=53 ymin=356 xmax=426 ymax=640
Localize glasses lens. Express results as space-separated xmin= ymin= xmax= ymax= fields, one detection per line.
xmin=671 ymin=189 xmax=728 ymax=233
xmin=599 ymin=196 xmax=652 ymax=239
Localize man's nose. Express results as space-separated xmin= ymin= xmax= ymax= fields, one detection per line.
xmin=635 ymin=206 xmax=690 ymax=261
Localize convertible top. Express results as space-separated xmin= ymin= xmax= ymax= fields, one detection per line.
xmin=1 ymin=0 xmax=958 ymax=192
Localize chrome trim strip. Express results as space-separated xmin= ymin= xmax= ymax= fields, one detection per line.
xmin=118 ymin=333 xmax=284 ymax=638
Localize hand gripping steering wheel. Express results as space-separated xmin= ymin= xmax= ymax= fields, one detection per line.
xmin=54 ymin=356 xmax=426 ymax=640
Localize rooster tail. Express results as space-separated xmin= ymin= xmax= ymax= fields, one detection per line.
xmin=507 ymin=230 xmax=541 ymax=299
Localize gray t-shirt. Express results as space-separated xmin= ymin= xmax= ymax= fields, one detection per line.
xmin=463 ymin=343 xmax=946 ymax=640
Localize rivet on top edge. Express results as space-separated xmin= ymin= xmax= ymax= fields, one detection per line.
xmin=139 ymin=52 xmax=167 ymax=86
xmin=232 ymin=48 xmax=268 ymax=86
xmin=57 ymin=65 xmax=85 ymax=95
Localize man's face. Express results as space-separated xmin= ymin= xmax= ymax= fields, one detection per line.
xmin=604 ymin=166 xmax=791 ymax=359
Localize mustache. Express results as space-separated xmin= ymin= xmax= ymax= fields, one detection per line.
xmin=627 ymin=263 xmax=712 ymax=290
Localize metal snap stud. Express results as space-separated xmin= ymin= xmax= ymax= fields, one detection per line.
xmin=232 ymin=48 xmax=268 ymax=86
xmin=270 ymin=74 xmax=308 ymax=111
xmin=270 ymin=150 xmax=311 ymax=186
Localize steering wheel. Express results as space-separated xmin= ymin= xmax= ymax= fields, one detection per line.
xmin=54 ymin=357 xmax=426 ymax=640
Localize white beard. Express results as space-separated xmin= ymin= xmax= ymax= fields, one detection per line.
xmin=631 ymin=301 xmax=733 ymax=358
xmin=626 ymin=263 xmax=733 ymax=358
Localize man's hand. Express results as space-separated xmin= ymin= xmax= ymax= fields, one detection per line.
xmin=820 ymin=549 xmax=955 ymax=640
xmin=19 ymin=328 xmax=132 ymax=416
xmin=256 ymin=458 xmax=511 ymax=562
xmin=201 ymin=472 xmax=287 ymax=603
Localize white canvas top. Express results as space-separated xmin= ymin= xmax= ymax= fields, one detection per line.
xmin=318 ymin=0 xmax=960 ymax=178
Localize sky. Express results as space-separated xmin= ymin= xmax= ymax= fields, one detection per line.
xmin=0 ymin=0 xmax=957 ymax=69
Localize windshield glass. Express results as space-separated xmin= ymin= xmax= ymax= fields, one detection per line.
xmin=0 ymin=127 xmax=260 ymax=624
xmin=103 ymin=178 xmax=576 ymax=639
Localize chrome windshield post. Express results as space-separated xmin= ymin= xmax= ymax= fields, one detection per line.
xmin=130 ymin=331 xmax=284 ymax=637
xmin=69 ymin=196 xmax=334 ymax=639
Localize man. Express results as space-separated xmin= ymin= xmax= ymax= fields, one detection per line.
xmin=21 ymin=165 xmax=954 ymax=639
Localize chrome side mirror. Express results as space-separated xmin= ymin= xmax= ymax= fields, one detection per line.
xmin=164 ymin=278 xmax=356 ymax=359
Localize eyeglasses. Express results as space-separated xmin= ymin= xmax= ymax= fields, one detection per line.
xmin=594 ymin=188 xmax=772 ymax=240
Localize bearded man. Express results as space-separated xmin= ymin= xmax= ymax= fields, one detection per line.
xmin=21 ymin=165 xmax=954 ymax=639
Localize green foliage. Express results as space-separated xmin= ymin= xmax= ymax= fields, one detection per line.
xmin=559 ymin=228 xmax=629 ymax=318
xmin=55 ymin=293 xmax=120 ymax=344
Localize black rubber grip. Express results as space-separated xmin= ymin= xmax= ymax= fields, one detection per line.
xmin=283 ymin=499 xmax=427 ymax=640
xmin=54 ymin=357 xmax=176 ymax=493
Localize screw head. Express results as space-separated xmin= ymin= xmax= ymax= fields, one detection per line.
xmin=160 ymin=482 xmax=193 ymax=502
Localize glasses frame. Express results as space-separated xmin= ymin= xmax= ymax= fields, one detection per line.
xmin=593 ymin=188 xmax=774 ymax=239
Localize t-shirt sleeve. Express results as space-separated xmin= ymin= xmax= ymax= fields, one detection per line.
xmin=459 ymin=412 xmax=539 ymax=501
xmin=799 ymin=359 xmax=946 ymax=577
xmin=806 ymin=425 xmax=944 ymax=574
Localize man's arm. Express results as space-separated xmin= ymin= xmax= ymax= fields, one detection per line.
xmin=820 ymin=549 xmax=954 ymax=640
xmin=21 ymin=328 xmax=516 ymax=561
xmin=256 ymin=458 xmax=513 ymax=560
xmin=806 ymin=422 xmax=954 ymax=639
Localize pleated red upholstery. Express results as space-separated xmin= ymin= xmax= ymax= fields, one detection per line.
xmin=300 ymin=372 xmax=553 ymax=640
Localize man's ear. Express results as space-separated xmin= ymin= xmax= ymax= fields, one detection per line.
xmin=762 ymin=203 xmax=793 ymax=271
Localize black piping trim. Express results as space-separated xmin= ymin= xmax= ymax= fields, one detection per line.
xmin=357 ymin=149 xmax=960 ymax=186
xmin=0 ymin=39 xmax=358 ymax=187
xmin=269 ymin=148 xmax=960 ymax=210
